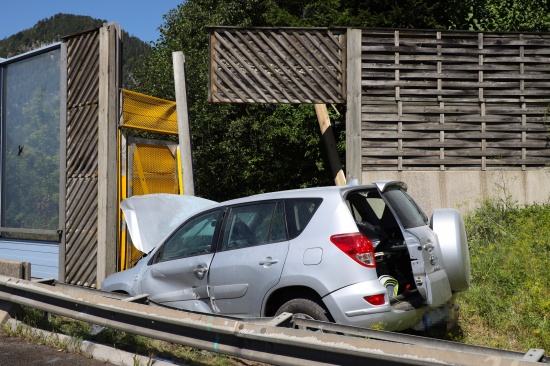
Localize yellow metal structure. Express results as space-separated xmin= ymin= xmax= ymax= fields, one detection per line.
xmin=119 ymin=90 xmax=183 ymax=270
xmin=130 ymin=141 xmax=181 ymax=196
xmin=122 ymin=89 xmax=179 ymax=134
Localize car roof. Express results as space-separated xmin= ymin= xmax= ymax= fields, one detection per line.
xmin=220 ymin=183 xmax=379 ymax=206
xmin=122 ymin=181 xmax=404 ymax=253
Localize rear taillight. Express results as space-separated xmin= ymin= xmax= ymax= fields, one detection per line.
xmin=330 ymin=232 xmax=376 ymax=268
xmin=364 ymin=294 xmax=386 ymax=306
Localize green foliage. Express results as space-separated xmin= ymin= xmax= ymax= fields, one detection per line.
xmin=457 ymin=199 xmax=550 ymax=351
xmin=451 ymin=0 xmax=550 ymax=31
xmin=264 ymin=0 xmax=469 ymax=29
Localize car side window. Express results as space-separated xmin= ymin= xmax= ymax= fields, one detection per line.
xmin=346 ymin=190 xmax=386 ymax=224
xmin=346 ymin=190 xmax=401 ymax=231
xmin=269 ymin=202 xmax=287 ymax=241
xmin=285 ymin=198 xmax=322 ymax=239
xmin=222 ymin=202 xmax=287 ymax=250
xmin=155 ymin=209 xmax=220 ymax=263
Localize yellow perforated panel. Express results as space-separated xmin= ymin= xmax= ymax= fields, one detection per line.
xmin=131 ymin=143 xmax=179 ymax=195
xmin=122 ymin=89 xmax=178 ymax=135
xmin=125 ymin=141 xmax=180 ymax=268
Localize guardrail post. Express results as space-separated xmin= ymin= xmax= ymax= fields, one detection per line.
xmin=0 ymin=300 xmax=17 ymax=326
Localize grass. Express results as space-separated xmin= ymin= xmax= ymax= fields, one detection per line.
xmin=2 ymin=307 xmax=260 ymax=366
xmin=424 ymin=196 xmax=550 ymax=353
xmin=2 ymin=196 xmax=549 ymax=361
xmin=458 ymin=197 xmax=550 ymax=351
xmin=3 ymin=316 xmax=85 ymax=355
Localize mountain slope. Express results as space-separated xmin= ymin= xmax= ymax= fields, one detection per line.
xmin=0 ymin=13 xmax=150 ymax=88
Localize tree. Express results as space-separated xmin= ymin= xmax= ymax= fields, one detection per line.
xmin=451 ymin=0 xmax=550 ymax=31
xmin=263 ymin=0 xmax=470 ymax=29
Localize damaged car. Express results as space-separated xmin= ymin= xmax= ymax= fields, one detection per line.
xmin=102 ymin=180 xmax=470 ymax=331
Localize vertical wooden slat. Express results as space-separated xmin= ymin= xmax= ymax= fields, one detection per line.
xmin=63 ymin=24 xmax=120 ymax=288
xmin=97 ymin=24 xmax=120 ymax=285
xmin=173 ymin=52 xmax=196 ymax=196
xmin=346 ymin=29 xmax=362 ymax=183
xmin=520 ymin=34 xmax=527 ymax=171
xmin=437 ymin=32 xmax=445 ymax=171
xmin=395 ymin=31 xmax=403 ymax=171
xmin=479 ymin=33 xmax=486 ymax=171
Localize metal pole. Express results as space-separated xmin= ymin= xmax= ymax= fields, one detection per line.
xmin=172 ymin=51 xmax=195 ymax=196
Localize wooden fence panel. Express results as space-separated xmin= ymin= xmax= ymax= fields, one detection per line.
xmin=361 ymin=30 xmax=550 ymax=171
xmin=208 ymin=27 xmax=346 ymax=104
xmin=207 ymin=27 xmax=550 ymax=172
xmin=65 ymin=29 xmax=100 ymax=287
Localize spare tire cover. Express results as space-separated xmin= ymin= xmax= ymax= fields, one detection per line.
xmin=431 ymin=209 xmax=470 ymax=292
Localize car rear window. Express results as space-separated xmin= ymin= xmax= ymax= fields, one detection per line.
xmin=346 ymin=188 xmax=427 ymax=230
xmin=285 ymin=198 xmax=322 ymax=239
xmin=382 ymin=188 xmax=428 ymax=229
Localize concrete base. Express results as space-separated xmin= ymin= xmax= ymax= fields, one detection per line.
xmin=362 ymin=168 xmax=550 ymax=216
xmin=0 ymin=259 xmax=30 ymax=280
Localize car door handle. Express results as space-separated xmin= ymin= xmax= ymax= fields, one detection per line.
xmin=259 ymin=257 xmax=278 ymax=266
xmin=193 ymin=266 xmax=208 ymax=278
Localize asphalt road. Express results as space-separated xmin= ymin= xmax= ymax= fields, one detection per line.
xmin=0 ymin=333 xmax=113 ymax=366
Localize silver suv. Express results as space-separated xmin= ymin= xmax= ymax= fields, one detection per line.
xmin=102 ymin=180 xmax=470 ymax=331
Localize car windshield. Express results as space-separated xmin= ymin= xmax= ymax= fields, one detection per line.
xmin=382 ymin=188 xmax=427 ymax=229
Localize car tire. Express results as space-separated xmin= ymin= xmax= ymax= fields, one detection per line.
xmin=275 ymin=298 xmax=331 ymax=327
xmin=431 ymin=208 xmax=470 ymax=292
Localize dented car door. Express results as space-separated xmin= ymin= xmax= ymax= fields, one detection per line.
xmin=140 ymin=209 xmax=222 ymax=312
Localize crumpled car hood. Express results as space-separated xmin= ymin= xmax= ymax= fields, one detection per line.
xmin=120 ymin=194 xmax=218 ymax=253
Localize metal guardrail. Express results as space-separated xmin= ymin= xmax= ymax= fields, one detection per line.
xmin=0 ymin=275 xmax=546 ymax=366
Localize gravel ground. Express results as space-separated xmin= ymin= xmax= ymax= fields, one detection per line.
xmin=0 ymin=333 xmax=114 ymax=366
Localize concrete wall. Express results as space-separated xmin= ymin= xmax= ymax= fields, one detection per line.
xmin=363 ymin=168 xmax=550 ymax=216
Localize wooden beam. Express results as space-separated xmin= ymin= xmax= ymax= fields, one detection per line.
xmin=97 ymin=23 xmax=120 ymax=285
xmin=173 ymin=52 xmax=195 ymax=196
xmin=315 ymin=104 xmax=346 ymax=185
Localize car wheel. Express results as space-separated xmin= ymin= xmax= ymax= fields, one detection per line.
xmin=275 ymin=298 xmax=330 ymax=329
xmin=431 ymin=208 xmax=470 ymax=292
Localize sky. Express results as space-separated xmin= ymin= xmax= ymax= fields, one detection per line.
xmin=0 ymin=0 xmax=184 ymax=44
